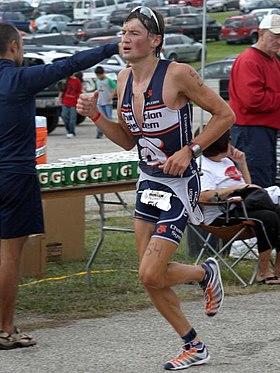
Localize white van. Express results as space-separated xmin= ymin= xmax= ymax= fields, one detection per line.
xmin=73 ymin=0 xmax=128 ymax=20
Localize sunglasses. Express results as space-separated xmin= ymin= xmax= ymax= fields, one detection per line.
xmin=131 ymin=6 xmax=160 ymax=34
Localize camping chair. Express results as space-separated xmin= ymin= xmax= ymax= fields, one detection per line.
xmin=188 ymin=197 xmax=262 ymax=287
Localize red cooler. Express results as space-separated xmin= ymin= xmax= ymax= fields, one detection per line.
xmin=35 ymin=116 xmax=47 ymax=164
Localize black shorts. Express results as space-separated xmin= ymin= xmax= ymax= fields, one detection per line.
xmin=0 ymin=172 xmax=44 ymax=239
xmin=134 ymin=180 xmax=189 ymax=245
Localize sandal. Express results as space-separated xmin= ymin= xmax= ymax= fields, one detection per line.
xmin=11 ymin=326 xmax=36 ymax=348
xmin=0 ymin=330 xmax=18 ymax=350
xmin=256 ymin=276 xmax=280 ymax=285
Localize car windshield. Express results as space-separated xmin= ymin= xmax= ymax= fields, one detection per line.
xmin=158 ymin=9 xmax=168 ymax=17
xmin=173 ymin=17 xmax=193 ymax=25
xmin=65 ymin=24 xmax=83 ymax=31
xmin=224 ymin=19 xmax=243 ymax=27
xmin=37 ymin=15 xmax=49 ymax=20
xmin=246 ymin=0 xmax=260 ymax=5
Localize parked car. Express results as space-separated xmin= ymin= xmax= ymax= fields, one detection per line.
xmin=155 ymin=6 xmax=201 ymax=25
xmin=161 ymin=33 xmax=205 ymax=62
xmin=73 ymin=0 xmax=129 ymax=20
xmin=23 ymin=32 xmax=86 ymax=46
xmin=181 ymin=5 xmax=203 ymax=13
xmin=197 ymin=57 xmax=237 ymax=100
xmin=85 ymin=35 xmax=122 ymax=47
xmin=0 ymin=11 xmax=31 ymax=33
xmin=165 ymin=14 xmax=222 ymax=41
xmin=32 ymin=0 xmax=75 ymax=19
xmin=240 ymin=0 xmax=280 ymax=14
xmin=220 ymin=14 xmax=259 ymax=44
xmin=109 ymin=9 xmax=130 ymax=26
xmin=124 ymin=0 xmax=166 ymax=10
xmin=30 ymin=14 xmax=71 ymax=33
xmin=0 ymin=1 xmax=35 ymax=19
xmin=250 ymin=7 xmax=280 ymax=21
xmin=64 ymin=20 xmax=122 ymax=41
xmin=207 ymin=0 xmax=240 ymax=12
xmin=167 ymin=0 xmax=203 ymax=6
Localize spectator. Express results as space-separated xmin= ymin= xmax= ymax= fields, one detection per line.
xmin=95 ymin=66 xmax=117 ymax=139
xmin=229 ymin=14 xmax=280 ymax=188
xmin=0 ymin=23 xmax=119 ymax=350
xmin=61 ymin=73 xmax=83 ymax=138
xmin=94 ymin=65 xmax=117 ymax=139
xmin=199 ymin=130 xmax=280 ymax=285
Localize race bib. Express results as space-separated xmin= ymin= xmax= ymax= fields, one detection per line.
xmin=140 ymin=189 xmax=172 ymax=211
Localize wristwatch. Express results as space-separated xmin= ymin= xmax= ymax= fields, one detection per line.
xmin=189 ymin=142 xmax=202 ymax=158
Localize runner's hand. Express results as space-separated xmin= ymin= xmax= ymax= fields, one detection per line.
xmin=76 ymin=91 xmax=99 ymax=118
xmin=159 ymin=146 xmax=192 ymax=176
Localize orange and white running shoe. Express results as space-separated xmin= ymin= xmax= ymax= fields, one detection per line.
xmin=201 ymin=257 xmax=224 ymax=317
xmin=164 ymin=341 xmax=210 ymax=370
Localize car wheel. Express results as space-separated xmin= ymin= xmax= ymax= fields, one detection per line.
xmin=250 ymin=33 xmax=258 ymax=44
xmin=169 ymin=53 xmax=178 ymax=62
xmin=51 ymin=28 xmax=58 ymax=33
xmin=196 ymin=50 xmax=202 ymax=61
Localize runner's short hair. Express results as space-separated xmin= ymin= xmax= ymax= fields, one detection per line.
xmin=124 ymin=7 xmax=164 ymax=58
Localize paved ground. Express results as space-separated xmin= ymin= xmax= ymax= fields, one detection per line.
xmin=7 ymin=109 xmax=278 ymax=373
xmin=5 ymin=291 xmax=280 ymax=373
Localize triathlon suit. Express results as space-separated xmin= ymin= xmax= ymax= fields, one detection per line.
xmin=120 ymin=59 xmax=203 ymax=245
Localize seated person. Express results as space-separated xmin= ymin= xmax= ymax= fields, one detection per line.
xmin=199 ymin=130 xmax=280 ymax=285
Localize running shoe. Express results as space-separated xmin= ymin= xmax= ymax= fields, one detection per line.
xmin=200 ymin=257 xmax=224 ymax=317
xmin=164 ymin=341 xmax=210 ymax=370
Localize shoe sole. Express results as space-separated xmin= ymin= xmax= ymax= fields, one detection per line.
xmin=205 ymin=257 xmax=224 ymax=317
xmin=0 ymin=342 xmax=20 ymax=350
xmin=164 ymin=354 xmax=210 ymax=370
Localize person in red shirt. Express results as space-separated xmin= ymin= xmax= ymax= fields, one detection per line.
xmin=61 ymin=73 xmax=83 ymax=138
xmin=229 ymin=15 xmax=280 ymax=187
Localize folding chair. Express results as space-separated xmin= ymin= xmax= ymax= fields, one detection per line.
xmin=188 ymin=197 xmax=262 ymax=287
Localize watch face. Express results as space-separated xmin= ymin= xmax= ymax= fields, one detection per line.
xmin=190 ymin=143 xmax=202 ymax=158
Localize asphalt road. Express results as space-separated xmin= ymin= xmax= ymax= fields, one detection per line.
xmin=5 ymin=109 xmax=279 ymax=373
xmin=4 ymin=291 xmax=280 ymax=373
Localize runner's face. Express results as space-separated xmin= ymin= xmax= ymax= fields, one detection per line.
xmin=121 ymin=19 xmax=158 ymax=62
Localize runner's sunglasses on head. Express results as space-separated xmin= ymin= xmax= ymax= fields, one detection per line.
xmin=131 ymin=6 xmax=160 ymax=34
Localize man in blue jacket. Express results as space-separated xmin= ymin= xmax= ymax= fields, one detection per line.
xmin=0 ymin=23 xmax=119 ymax=350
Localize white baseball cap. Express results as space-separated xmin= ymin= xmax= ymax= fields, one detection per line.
xmin=259 ymin=14 xmax=280 ymax=34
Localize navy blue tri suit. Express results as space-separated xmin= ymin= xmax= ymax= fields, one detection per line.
xmin=120 ymin=59 xmax=203 ymax=245
xmin=0 ymin=44 xmax=118 ymax=238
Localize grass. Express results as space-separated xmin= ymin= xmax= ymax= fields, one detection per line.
xmin=187 ymin=10 xmax=250 ymax=69
xmin=16 ymin=214 xmax=280 ymax=330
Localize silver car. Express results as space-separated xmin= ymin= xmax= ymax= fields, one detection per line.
xmin=162 ymin=33 xmax=205 ymax=62
xmin=31 ymin=14 xmax=71 ymax=33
